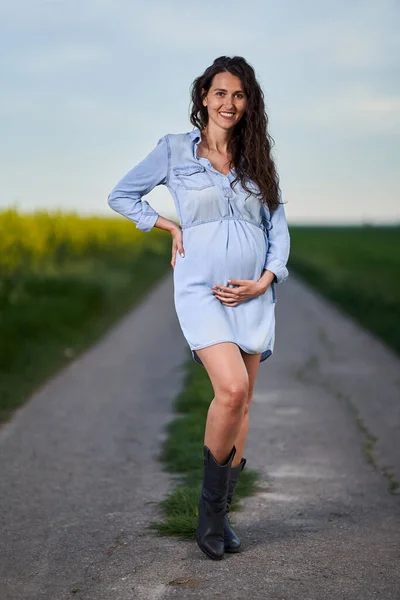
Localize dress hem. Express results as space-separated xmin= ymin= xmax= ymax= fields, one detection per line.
xmin=189 ymin=340 xmax=273 ymax=367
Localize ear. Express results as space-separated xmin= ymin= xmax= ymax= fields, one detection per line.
xmin=201 ymin=88 xmax=207 ymax=106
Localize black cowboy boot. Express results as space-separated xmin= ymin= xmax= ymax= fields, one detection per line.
xmin=196 ymin=445 xmax=236 ymax=560
xmin=224 ymin=457 xmax=246 ymax=553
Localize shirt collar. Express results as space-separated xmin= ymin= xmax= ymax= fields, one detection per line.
xmin=189 ymin=127 xmax=202 ymax=161
xmin=189 ymin=126 xmax=236 ymax=177
xmin=189 ymin=127 xmax=201 ymax=141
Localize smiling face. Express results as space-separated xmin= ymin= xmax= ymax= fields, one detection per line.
xmin=202 ymin=71 xmax=247 ymax=131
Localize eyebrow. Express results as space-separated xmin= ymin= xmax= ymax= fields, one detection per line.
xmin=214 ymin=88 xmax=245 ymax=94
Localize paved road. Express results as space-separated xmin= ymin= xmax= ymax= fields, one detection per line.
xmin=0 ymin=273 xmax=399 ymax=600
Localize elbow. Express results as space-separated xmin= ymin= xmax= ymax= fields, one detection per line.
xmin=107 ymin=190 xmax=119 ymax=212
xmin=106 ymin=191 xmax=158 ymax=233
xmin=107 ymin=190 xmax=130 ymax=218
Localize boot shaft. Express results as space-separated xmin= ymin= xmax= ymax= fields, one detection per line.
xmin=201 ymin=446 xmax=236 ymax=508
xmin=226 ymin=457 xmax=246 ymax=510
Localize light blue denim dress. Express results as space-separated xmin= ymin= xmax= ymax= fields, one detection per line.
xmin=108 ymin=127 xmax=290 ymax=366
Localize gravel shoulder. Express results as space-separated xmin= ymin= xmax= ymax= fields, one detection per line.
xmin=0 ymin=273 xmax=399 ymax=600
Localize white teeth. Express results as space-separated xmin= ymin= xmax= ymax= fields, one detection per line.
xmin=220 ymin=112 xmax=234 ymax=117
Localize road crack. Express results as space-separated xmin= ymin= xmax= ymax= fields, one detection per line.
xmin=295 ymin=350 xmax=399 ymax=495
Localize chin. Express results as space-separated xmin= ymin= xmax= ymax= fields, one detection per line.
xmin=218 ymin=118 xmax=238 ymax=130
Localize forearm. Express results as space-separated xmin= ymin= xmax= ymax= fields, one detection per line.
xmin=154 ymin=215 xmax=181 ymax=234
xmin=257 ymin=269 xmax=275 ymax=293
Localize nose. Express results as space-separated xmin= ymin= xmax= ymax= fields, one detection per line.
xmin=224 ymin=97 xmax=235 ymax=109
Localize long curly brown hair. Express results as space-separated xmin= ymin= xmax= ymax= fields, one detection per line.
xmin=189 ymin=56 xmax=281 ymax=212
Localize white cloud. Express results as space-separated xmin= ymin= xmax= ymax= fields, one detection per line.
xmin=357 ymin=96 xmax=400 ymax=134
xmin=275 ymin=85 xmax=400 ymax=136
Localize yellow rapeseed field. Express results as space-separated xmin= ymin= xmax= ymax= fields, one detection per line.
xmin=0 ymin=208 xmax=171 ymax=419
xmin=0 ymin=208 xmax=164 ymax=277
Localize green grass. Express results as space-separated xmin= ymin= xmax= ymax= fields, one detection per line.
xmin=0 ymin=237 xmax=171 ymax=422
xmin=288 ymin=225 xmax=400 ymax=354
xmin=152 ymin=356 xmax=260 ymax=539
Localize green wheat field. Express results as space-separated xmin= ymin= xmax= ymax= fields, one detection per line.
xmin=288 ymin=225 xmax=400 ymax=355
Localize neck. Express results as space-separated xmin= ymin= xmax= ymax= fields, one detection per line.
xmin=202 ymin=121 xmax=232 ymax=154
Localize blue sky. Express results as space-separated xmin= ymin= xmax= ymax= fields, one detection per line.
xmin=0 ymin=0 xmax=399 ymax=224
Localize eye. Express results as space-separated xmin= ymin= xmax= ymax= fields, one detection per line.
xmin=235 ymin=93 xmax=245 ymax=99
xmin=216 ymin=91 xmax=225 ymax=96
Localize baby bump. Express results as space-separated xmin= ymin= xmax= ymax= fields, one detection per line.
xmin=225 ymin=220 xmax=265 ymax=279
xmin=176 ymin=220 xmax=265 ymax=285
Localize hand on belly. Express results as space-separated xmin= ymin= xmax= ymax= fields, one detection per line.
xmin=211 ymin=278 xmax=266 ymax=307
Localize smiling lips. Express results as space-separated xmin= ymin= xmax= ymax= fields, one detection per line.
xmin=219 ymin=111 xmax=235 ymax=119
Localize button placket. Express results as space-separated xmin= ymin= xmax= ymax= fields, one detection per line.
xmin=195 ymin=144 xmax=234 ymax=201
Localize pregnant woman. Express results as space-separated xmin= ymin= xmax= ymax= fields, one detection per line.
xmin=108 ymin=55 xmax=290 ymax=560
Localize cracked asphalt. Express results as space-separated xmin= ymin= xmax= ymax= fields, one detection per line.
xmin=0 ymin=273 xmax=399 ymax=600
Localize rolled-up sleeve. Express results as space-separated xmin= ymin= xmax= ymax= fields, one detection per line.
xmin=107 ymin=135 xmax=170 ymax=232
xmin=263 ymin=190 xmax=290 ymax=283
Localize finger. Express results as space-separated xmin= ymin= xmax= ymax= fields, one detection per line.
xmin=227 ymin=279 xmax=248 ymax=286
xmin=213 ymin=284 xmax=241 ymax=293
xmin=212 ymin=289 xmax=232 ymax=297
xmin=178 ymin=244 xmax=185 ymax=258
xmin=213 ymin=289 xmax=238 ymax=299
xmin=171 ymin=248 xmax=176 ymax=268
xmin=219 ymin=292 xmax=248 ymax=303
xmin=219 ymin=295 xmax=239 ymax=304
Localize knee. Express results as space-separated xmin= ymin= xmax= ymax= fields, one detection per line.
xmin=243 ymin=387 xmax=255 ymax=417
xmin=218 ymin=379 xmax=249 ymax=415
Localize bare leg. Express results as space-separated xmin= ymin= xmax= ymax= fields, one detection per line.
xmin=195 ymin=342 xmax=249 ymax=465
xmin=232 ymin=350 xmax=262 ymax=466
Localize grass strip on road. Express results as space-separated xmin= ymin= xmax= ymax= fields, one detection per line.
xmin=288 ymin=225 xmax=400 ymax=355
xmin=152 ymin=356 xmax=259 ymax=539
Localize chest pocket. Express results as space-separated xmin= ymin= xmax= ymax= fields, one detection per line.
xmin=173 ymin=165 xmax=214 ymax=191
